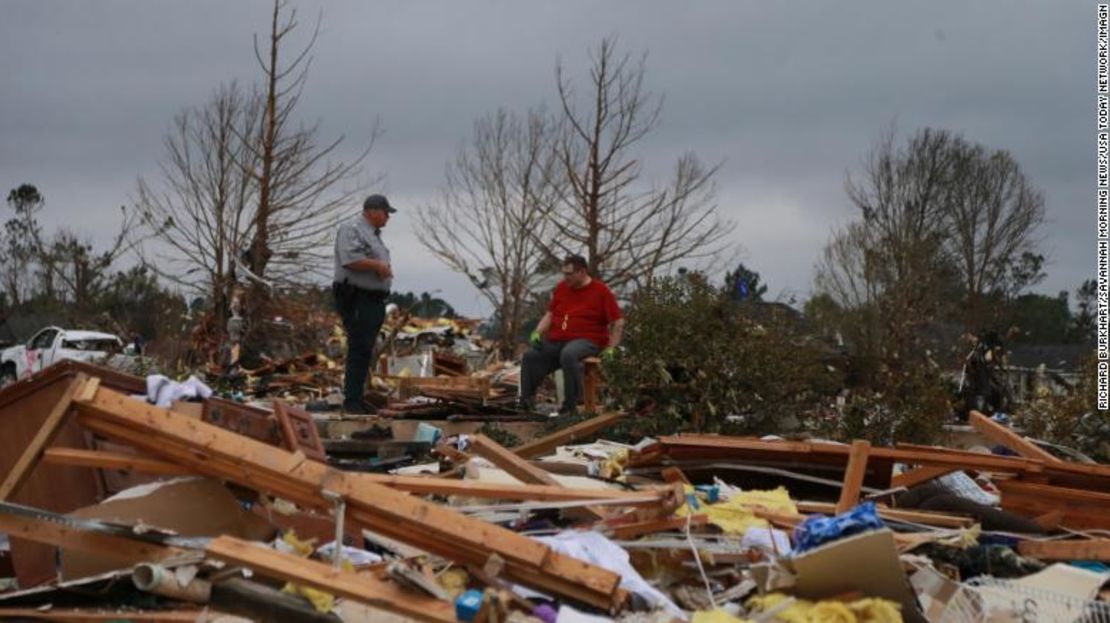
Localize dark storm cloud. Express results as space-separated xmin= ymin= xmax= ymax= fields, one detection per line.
xmin=0 ymin=0 xmax=1095 ymax=315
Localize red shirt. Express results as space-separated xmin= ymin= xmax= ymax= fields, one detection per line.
xmin=545 ymin=279 xmax=622 ymax=348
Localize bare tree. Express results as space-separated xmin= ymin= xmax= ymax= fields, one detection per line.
xmin=416 ymin=109 xmax=561 ymax=357
xmin=815 ymin=127 xmax=1046 ymax=372
xmin=540 ymin=36 xmax=734 ymax=292
xmin=136 ymin=1 xmax=375 ymax=349
xmin=841 ymin=127 xmax=958 ymax=354
xmin=39 ymin=206 xmax=145 ymax=309
xmin=942 ymin=138 xmax=1045 ymax=329
xmin=134 ymin=81 xmax=260 ymax=327
xmin=241 ymin=0 xmax=374 ymax=286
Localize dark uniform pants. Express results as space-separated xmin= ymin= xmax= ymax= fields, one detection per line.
xmin=334 ymin=285 xmax=387 ymax=408
xmin=520 ymin=338 xmax=600 ymax=412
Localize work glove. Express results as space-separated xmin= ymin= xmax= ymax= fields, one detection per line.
xmin=529 ymin=330 xmax=543 ymax=349
xmin=601 ymin=346 xmax=619 ymax=362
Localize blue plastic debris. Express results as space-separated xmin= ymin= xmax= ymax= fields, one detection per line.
xmin=792 ymin=501 xmax=886 ymax=553
xmin=695 ymin=485 xmax=720 ymax=504
xmin=455 ymin=589 xmax=484 ymax=622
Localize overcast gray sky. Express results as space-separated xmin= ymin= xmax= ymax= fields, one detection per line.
xmin=0 ymin=1 xmax=1095 ymax=316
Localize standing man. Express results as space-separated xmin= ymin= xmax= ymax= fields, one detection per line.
xmin=520 ymin=254 xmax=624 ymax=415
xmin=333 ymin=194 xmax=395 ymax=414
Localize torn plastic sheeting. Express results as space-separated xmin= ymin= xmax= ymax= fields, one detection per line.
xmin=519 ymin=530 xmax=683 ymax=618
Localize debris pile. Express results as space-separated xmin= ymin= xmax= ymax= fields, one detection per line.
xmin=0 ymin=361 xmax=1106 ymax=622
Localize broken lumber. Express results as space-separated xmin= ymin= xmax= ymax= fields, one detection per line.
xmin=0 ymin=609 xmax=218 ymax=622
xmin=0 ymin=375 xmax=91 ymax=501
xmin=511 ymin=410 xmax=627 ymax=459
xmin=1016 ymin=538 xmax=1110 ymax=561
xmin=206 ymin=535 xmax=456 ymax=623
xmin=607 ymin=514 xmax=709 ymax=540
xmin=72 ymin=385 xmax=627 ymax=611
xmin=43 ymin=447 xmax=195 ymax=477
xmin=890 ymin=465 xmax=956 ymax=489
xmin=968 ymin=410 xmax=1060 ymax=463
xmin=0 ymin=501 xmax=188 ymax=568
xmin=835 ymin=440 xmax=870 ymax=514
xmin=996 ymin=479 xmax=1110 ymax=530
xmin=796 ymin=501 xmax=974 ymax=529
xmin=469 ymin=433 xmax=606 ymax=521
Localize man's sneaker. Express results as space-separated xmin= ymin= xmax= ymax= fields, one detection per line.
xmin=515 ymin=398 xmax=536 ymax=413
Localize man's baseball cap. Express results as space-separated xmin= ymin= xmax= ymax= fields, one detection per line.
xmin=363 ymin=194 xmax=397 ymax=213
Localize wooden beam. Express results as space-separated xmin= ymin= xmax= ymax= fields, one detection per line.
xmin=0 ymin=504 xmax=186 ymax=566
xmin=469 ymin=434 xmax=563 ymax=487
xmin=469 ymin=434 xmax=606 ymax=521
xmin=835 ymin=440 xmax=870 ymax=514
xmin=796 ymin=501 xmax=974 ymax=529
xmin=356 ymin=472 xmax=667 ymax=506
xmin=0 ymin=375 xmax=89 ymax=501
xmin=1017 ymin=538 xmax=1110 ymax=561
xmin=72 ymin=386 xmax=626 ymax=611
xmin=43 ymin=447 xmax=195 ymax=476
xmin=607 ymin=514 xmax=708 ymax=540
xmin=660 ymin=467 xmax=691 ymax=485
xmin=206 ymin=535 xmax=456 ymax=623
xmin=0 ymin=609 xmax=218 ymax=622
xmin=968 ymin=411 xmax=1060 ymax=463
xmin=511 ymin=411 xmax=627 ymax=459
xmin=890 ymin=465 xmax=956 ymax=489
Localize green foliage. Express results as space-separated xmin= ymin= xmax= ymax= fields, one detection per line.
xmin=386 ymin=291 xmax=457 ymax=318
xmin=604 ymin=276 xmax=841 ymax=436
xmin=1006 ymin=292 xmax=1072 ymax=344
xmin=723 ymin=262 xmax=768 ymax=302
xmin=1015 ymin=357 xmax=1110 ymax=462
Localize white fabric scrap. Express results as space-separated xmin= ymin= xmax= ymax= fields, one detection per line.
xmin=145 ymin=374 xmax=213 ymax=408
xmin=521 ymin=530 xmax=683 ymax=617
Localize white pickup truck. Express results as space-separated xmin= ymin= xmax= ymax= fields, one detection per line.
xmin=0 ymin=326 xmax=134 ymax=385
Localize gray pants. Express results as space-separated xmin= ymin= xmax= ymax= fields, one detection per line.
xmin=520 ymin=338 xmax=600 ymax=413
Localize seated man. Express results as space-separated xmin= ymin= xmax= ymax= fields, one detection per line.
xmin=520 ymin=254 xmax=624 ymax=415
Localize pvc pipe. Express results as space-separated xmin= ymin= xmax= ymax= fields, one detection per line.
xmin=132 ymin=563 xmax=212 ymax=604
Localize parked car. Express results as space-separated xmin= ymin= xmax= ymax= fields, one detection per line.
xmin=0 ymin=326 xmax=137 ymax=385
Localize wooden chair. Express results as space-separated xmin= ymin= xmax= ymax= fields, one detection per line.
xmin=582 ymin=357 xmax=603 ymax=412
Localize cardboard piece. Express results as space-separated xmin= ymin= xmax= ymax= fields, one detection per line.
xmin=787 ymin=529 xmax=926 ymax=623
xmin=61 ymin=477 xmax=273 ymax=580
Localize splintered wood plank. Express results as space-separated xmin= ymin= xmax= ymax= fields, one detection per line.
xmin=0 ymin=609 xmax=218 ymax=622
xmin=73 ymin=387 xmax=625 ymax=611
xmin=0 ymin=375 xmax=89 ymax=501
xmin=470 ymin=434 xmax=562 ymax=487
xmin=206 ymin=536 xmax=456 ymax=623
xmin=890 ymin=465 xmax=956 ymax=489
xmin=42 ymin=447 xmax=194 ymax=477
xmin=1017 ymin=538 xmax=1110 ymax=561
xmin=469 ymin=434 xmax=606 ymax=521
xmin=997 ymin=479 xmax=1110 ymax=530
xmin=511 ymin=411 xmax=627 ymax=459
xmin=797 ymin=501 xmax=974 ymax=529
xmin=355 ymin=473 xmax=666 ymax=506
xmin=607 ymin=514 xmax=708 ymax=540
xmin=968 ymin=411 xmax=1060 ymax=463
xmin=0 ymin=503 xmax=186 ymax=565
xmin=835 ymin=440 xmax=871 ymax=514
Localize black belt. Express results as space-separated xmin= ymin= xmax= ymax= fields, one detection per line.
xmin=333 ymin=282 xmax=389 ymax=301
